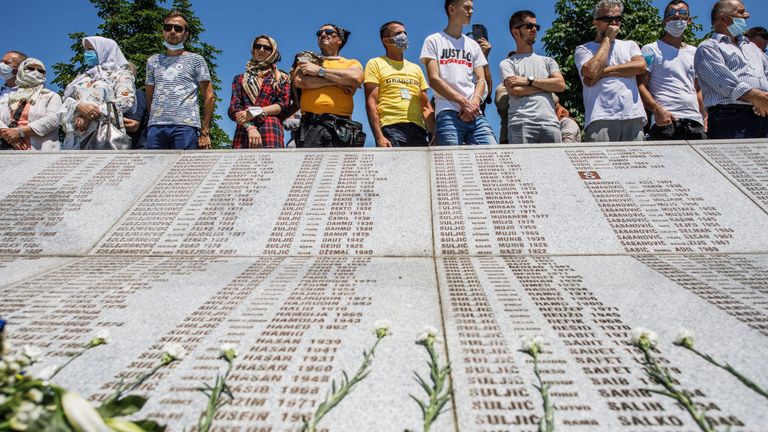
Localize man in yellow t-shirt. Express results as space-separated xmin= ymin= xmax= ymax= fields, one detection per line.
xmin=295 ymin=23 xmax=364 ymax=147
xmin=364 ymin=22 xmax=435 ymax=147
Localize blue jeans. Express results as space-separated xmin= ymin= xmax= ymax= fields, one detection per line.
xmin=146 ymin=125 xmax=199 ymax=150
xmin=436 ymin=110 xmax=497 ymax=145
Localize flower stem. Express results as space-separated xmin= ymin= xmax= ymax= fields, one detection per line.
xmin=683 ymin=346 xmax=768 ymax=400
xmin=411 ymin=337 xmax=452 ymax=432
xmin=530 ymin=353 xmax=554 ymax=432
xmin=49 ymin=346 xmax=90 ymax=379
xmin=302 ymin=335 xmax=384 ymax=432
xmin=639 ymin=346 xmax=717 ymax=432
xmin=197 ymin=361 xmax=235 ymax=432
xmin=101 ymin=359 xmax=170 ymax=408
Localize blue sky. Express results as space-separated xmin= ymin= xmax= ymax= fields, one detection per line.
xmin=2 ymin=0 xmax=767 ymax=146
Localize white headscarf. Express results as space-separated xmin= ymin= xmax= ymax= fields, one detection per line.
xmin=83 ymin=36 xmax=129 ymax=72
xmin=8 ymin=58 xmax=48 ymax=109
xmin=64 ymin=36 xmax=129 ymax=98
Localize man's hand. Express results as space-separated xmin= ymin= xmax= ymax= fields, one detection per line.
xmin=653 ymin=107 xmax=676 ymax=126
xmin=247 ymin=127 xmax=262 ymax=148
xmin=341 ymin=86 xmax=356 ymax=94
xmin=477 ymin=37 xmax=492 ymax=58
xmin=75 ymin=116 xmax=91 ymax=132
xmin=123 ymin=118 xmax=140 ymax=133
xmin=753 ymin=92 xmax=768 ymax=117
xmin=199 ymin=131 xmax=211 ymax=149
xmin=298 ymin=62 xmax=322 ymax=77
xmin=504 ymin=76 xmax=528 ymax=88
xmin=375 ymin=135 xmax=393 ymax=147
xmin=459 ymin=96 xmax=481 ymax=122
xmin=583 ymin=75 xmax=600 ymax=87
xmin=76 ymin=102 xmax=101 ymax=120
xmin=604 ymin=25 xmax=620 ymax=42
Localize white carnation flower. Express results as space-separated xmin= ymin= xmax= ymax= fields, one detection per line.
xmin=674 ymin=327 xmax=695 ymax=348
xmin=22 ymin=345 xmax=42 ymax=363
xmin=373 ymin=320 xmax=392 ymax=338
xmin=219 ymin=343 xmax=239 ymax=362
xmin=630 ymin=327 xmax=658 ymax=348
xmin=162 ymin=343 xmax=187 ymax=361
xmin=520 ymin=335 xmax=544 ymax=354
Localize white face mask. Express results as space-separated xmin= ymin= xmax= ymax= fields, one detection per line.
xmin=163 ymin=40 xmax=185 ymax=51
xmin=28 ymin=71 xmax=45 ymax=82
xmin=665 ymin=20 xmax=688 ymax=37
xmin=0 ymin=62 xmax=14 ymax=82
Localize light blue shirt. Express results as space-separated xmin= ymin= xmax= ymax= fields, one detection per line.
xmin=0 ymin=84 xmax=17 ymax=99
xmin=694 ymin=33 xmax=768 ymax=108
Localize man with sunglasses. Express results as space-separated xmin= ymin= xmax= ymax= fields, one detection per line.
xmin=695 ymin=0 xmax=768 ymax=139
xmin=420 ymin=0 xmax=496 ymax=145
xmin=0 ymin=51 xmax=27 ymax=99
xmin=294 ymin=24 xmax=364 ymax=147
xmin=364 ymin=21 xmax=434 ymax=147
xmin=145 ymin=11 xmax=215 ymax=150
xmin=638 ymin=1 xmax=707 ymax=141
xmin=575 ymin=0 xmax=647 ymax=142
xmin=500 ymin=10 xmax=566 ymax=144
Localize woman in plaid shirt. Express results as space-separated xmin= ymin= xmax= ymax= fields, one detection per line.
xmin=228 ymin=35 xmax=291 ymax=148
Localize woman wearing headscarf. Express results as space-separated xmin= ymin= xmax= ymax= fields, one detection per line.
xmin=59 ymin=36 xmax=135 ymax=149
xmin=228 ymin=35 xmax=290 ymax=148
xmin=0 ymin=58 xmax=62 ymax=150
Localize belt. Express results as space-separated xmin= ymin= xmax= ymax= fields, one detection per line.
xmin=709 ymin=104 xmax=753 ymax=112
xmin=303 ymin=112 xmax=351 ymax=123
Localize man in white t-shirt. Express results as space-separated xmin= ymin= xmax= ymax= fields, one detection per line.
xmin=638 ymin=0 xmax=706 ymax=141
xmin=575 ymin=0 xmax=647 ymax=142
xmin=500 ymin=10 xmax=566 ymax=143
xmin=420 ymin=0 xmax=496 ymax=145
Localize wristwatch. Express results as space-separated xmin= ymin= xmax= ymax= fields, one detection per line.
xmin=318 ymin=67 xmax=326 ymax=77
xmin=527 ymin=75 xmax=535 ymax=86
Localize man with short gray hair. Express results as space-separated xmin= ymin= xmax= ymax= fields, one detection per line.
xmin=575 ymin=0 xmax=647 ymax=142
xmin=0 ymin=51 xmax=27 ymax=99
xmin=695 ymin=0 xmax=768 ymax=139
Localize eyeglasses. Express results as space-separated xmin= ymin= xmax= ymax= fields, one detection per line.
xmin=596 ymin=15 xmax=623 ymax=23
xmin=316 ymin=29 xmax=339 ymax=38
xmin=253 ymin=43 xmax=273 ymax=53
xmin=665 ymin=8 xmax=689 ymax=18
xmin=163 ymin=24 xmax=186 ymax=33
xmin=515 ymin=23 xmax=541 ymax=31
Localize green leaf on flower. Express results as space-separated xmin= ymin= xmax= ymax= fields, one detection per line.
xmin=133 ymin=419 xmax=167 ymax=432
xmin=97 ymin=394 xmax=147 ymax=417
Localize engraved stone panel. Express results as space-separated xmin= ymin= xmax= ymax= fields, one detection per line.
xmin=432 ymin=145 xmax=768 ymax=255
xmin=0 ymin=153 xmax=178 ymax=255
xmin=0 ymin=256 xmax=76 ymax=287
xmin=694 ymin=142 xmax=768 ymax=212
xmin=438 ymin=255 xmax=768 ymax=431
xmin=94 ymin=151 xmax=432 ymax=257
xmin=1 ymin=256 xmax=450 ymax=431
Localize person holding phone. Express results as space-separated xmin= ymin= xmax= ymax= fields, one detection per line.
xmin=575 ymin=0 xmax=647 ymax=142
xmin=420 ymin=0 xmax=496 ymax=145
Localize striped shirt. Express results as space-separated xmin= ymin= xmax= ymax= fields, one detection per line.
xmin=694 ymin=33 xmax=768 ymax=108
xmin=146 ymin=52 xmax=211 ymax=128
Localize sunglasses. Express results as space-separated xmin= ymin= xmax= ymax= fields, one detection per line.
xmin=665 ymin=8 xmax=689 ymax=18
xmin=596 ymin=15 xmax=623 ymax=23
xmin=163 ymin=24 xmax=186 ymax=33
xmin=316 ymin=29 xmax=339 ymax=38
xmin=515 ymin=23 xmax=542 ymax=31
xmin=253 ymin=43 xmax=273 ymax=53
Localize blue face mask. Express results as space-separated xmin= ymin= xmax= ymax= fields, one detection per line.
xmin=390 ymin=33 xmax=409 ymax=50
xmin=727 ymin=16 xmax=748 ymax=37
xmin=83 ymin=50 xmax=99 ymax=67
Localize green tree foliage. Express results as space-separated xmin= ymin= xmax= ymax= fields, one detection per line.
xmin=542 ymin=0 xmax=704 ymax=125
xmin=52 ymin=0 xmax=230 ymax=148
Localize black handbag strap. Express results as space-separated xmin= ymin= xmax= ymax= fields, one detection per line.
xmin=8 ymin=100 xmax=28 ymax=128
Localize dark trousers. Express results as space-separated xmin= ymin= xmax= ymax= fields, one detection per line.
xmin=649 ymin=118 xmax=707 ymax=141
xmin=146 ymin=125 xmax=199 ymax=150
xmin=382 ymin=122 xmax=428 ymax=147
xmin=299 ymin=113 xmax=348 ymax=148
xmin=708 ymin=104 xmax=768 ymax=139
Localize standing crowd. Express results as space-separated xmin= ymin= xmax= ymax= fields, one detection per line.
xmin=0 ymin=0 xmax=767 ymax=151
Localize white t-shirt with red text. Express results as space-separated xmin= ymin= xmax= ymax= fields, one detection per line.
xmin=420 ymin=31 xmax=487 ymax=114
